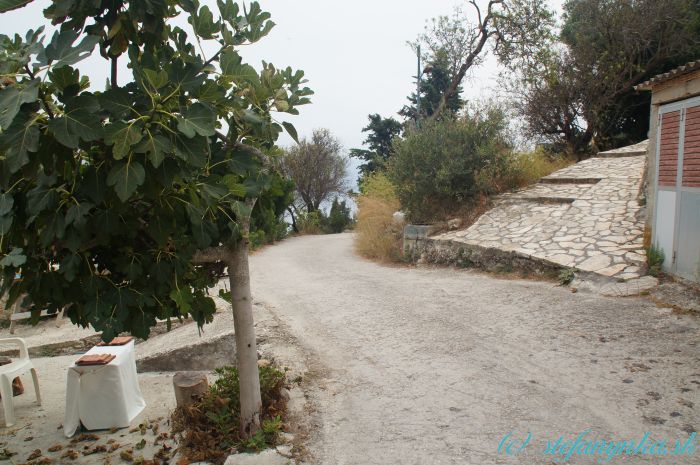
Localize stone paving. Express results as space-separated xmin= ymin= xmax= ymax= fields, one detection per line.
xmin=433 ymin=141 xmax=649 ymax=280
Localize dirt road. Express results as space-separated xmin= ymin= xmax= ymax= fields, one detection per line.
xmin=250 ymin=233 xmax=699 ymax=465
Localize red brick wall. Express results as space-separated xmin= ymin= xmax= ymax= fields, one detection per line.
xmin=683 ymin=105 xmax=700 ymax=188
xmin=659 ymin=111 xmax=680 ymax=187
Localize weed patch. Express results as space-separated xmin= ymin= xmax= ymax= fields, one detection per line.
xmin=172 ymin=365 xmax=288 ymax=464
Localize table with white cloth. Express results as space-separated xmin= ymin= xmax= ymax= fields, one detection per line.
xmin=64 ymin=340 xmax=146 ymax=437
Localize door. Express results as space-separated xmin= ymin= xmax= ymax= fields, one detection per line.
xmin=655 ymin=96 xmax=700 ymax=283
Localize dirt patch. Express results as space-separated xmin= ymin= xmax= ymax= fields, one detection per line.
xmin=648 ymin=277 xmax=700 ymax=313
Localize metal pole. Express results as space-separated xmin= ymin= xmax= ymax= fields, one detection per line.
xmin=416 ymin=44 xmax=421 ymax=126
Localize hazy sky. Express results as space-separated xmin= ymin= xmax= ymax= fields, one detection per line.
xmin=1 ymin=0 xmax=566 ymax=183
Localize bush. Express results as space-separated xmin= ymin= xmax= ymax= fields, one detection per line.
xmin=355 ymin=173 xmax=404 ymax=262
xmin=388 ymin=107 xmax=512 ymax=223
xmin=172 ymin=365 xmax=288 ymax=464
xmin=296 ymin=210 xmax=324 ymax=235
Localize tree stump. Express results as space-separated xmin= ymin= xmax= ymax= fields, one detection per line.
xmin=173 ymin=372 xmax=208 ymax=408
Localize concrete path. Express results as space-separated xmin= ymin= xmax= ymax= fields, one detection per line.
xmin=434 ymin=142 xmax=649 ymax=280
xmin=250 ymin=233 xmax=699 ymax=465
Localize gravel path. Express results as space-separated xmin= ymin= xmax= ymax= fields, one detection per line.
xmin=250 ymin=233 xmax=699 ymax=465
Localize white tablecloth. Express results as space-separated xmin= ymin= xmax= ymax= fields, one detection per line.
xmin=64 ymin=340 xmax=146 ymax=437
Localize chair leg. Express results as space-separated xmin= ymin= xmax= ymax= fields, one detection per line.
xmin=30 ymin=368 xmax=41 ymax=405
xmin=0 ymin=375 xmax=15 ymax=427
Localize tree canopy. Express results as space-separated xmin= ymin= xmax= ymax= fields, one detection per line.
xmin=282 ymin=128 xmax=348 ymax=213
xmin=349 ymin=114 xmax=402 ymax=182
xmin=509 ymin=0 xmax=700 ymax=154
xmin=0 ymin=0 xmax=311 ymax=341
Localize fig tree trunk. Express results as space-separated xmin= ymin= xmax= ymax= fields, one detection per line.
xmin=228 ymin=237 xmax=262 ymax=437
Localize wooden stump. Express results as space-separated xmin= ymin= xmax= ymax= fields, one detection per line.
xmin=173 ymin=372 xmax=208 ymax=408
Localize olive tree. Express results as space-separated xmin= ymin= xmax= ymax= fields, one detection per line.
xmin=281 ymin=128 xmax=348 ymax=214
xmin=0 ymin=0 xmax=312 ymax=437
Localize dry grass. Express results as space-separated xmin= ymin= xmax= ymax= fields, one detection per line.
xmin=355 ymin=174 xmax=403 ymax=262
xmin=502 ymin=149 xmax=574 ymax=189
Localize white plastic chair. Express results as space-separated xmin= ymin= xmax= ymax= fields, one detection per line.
xmin=0 ymin=337 xmax=41 ymax=427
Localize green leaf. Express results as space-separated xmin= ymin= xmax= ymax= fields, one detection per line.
xmin=189 ymin=5 xmax=218 ymax=39
xmin=0 ymin=0 xmax=35 ymax=13
xmin=39 ymin=29 xmax=99 ymax=67
xmin=143 ymin=69 xmax=169 ymax=90
xmin=107 ymin=160 xmax=146 ymax=201
xmin=222 ymin=62 xmax=258 ymax=84
xmin=105 ymin=122 xmax=144 ymax=160
xmin=174 ymin=134 xmax=209 ymax=167
xmin=170 ymin=287 xmax=193 ymax=314
xmin=177 ymin=102 xmax=216 ymax=138
xmin=241 ymin=108 xmax=263 ymax=124
xmin=0 ymin=193 xmax=13 ymax=216
xmin=0 ymin=110 xmax=40 ymax=173
xmin=282 ymin=122 xmax=299 ymax=143
xmin=48 ymin=66 xmax=80 ymax=92
xmin=0 ymin=79 xmax=39 ymax=131
xmin=0 ymin=214 xmax=12 ymax=235
xmin=48 ymin=106 xmax=103 ymax=149
xmin=65 ymin=202 xmax=93 ymax=227
xmin=217 ymin=0 xmax=239 ymax=22
xmin=222 ymin=174 xmax=247 ymax=196
xmin=26 ymin=185 xmax=58 ymax=215
xmin=0 ymin=248 xmax=26 ymax=268
xmin=134 ymin=131 xmax=172 ymax=168
xmin=218 ymin=288 xmax=232 ymax=303
xmin=219 ymin=49 xmax=242 ymax=75
xmin=99 ymin=88 xmax=134 ymax=119
xmin=194 ymin=81 xmax=226 ymax=103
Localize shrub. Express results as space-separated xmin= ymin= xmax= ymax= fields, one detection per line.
xmin=172 ymin=365 xmax=288 ymax=464
xmin=296 ymin=211 xmax=324 ymax=235
xmin=355 ymin=173 xmax=404 ymax=262
xmin=388 ymin=107 xmax=512 ymax=223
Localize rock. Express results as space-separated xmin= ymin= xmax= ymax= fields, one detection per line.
xmin=447 ymin=218 xmax=463 ymax=230
xmin=278 ymin=432 xmax=295 ymax=444
xmin=279 ymin=388 xmax=290 ymax=401
xmin=224 ymin=449 xmax=291 ymax=465
xmin=600 ymin=276 xmax=659 ymax=297
xmin=257 ymin=359 xmax=271 ymax=368
xmin=276 ymin=444 xmax=293 ymax=457
xmin=392 ymin=211 xmax=405 ymax=224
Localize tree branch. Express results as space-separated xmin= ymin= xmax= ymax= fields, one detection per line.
xmin=429 ymin=0 xmax=502 ymax=121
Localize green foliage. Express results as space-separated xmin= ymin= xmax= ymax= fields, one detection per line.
xmin=349 ymin=114 xmax=403 ymax=182
xmin=172 ymin=364 xmax=287 ymax=461
xmin=388 ymin=106 xmax=512 ymax=223
xmin=324 ymin=197 xmax=354 ymax=234
xmin=0 ymin=0 xmax=312 ymax=340
xmin=296 ymin=210 xmax=324 ymax=235
xmin=249 ymin=170 xmax=294 ymax=248
xmin=646 ymin=244 xmax=665 ymax=277
xmin=558 ymin=267 xmax=576 ymax=285
xmin=399 ymin=50 xmax=463 ymax=121
xmin=241 ymin=416 xmax=283 ymax=452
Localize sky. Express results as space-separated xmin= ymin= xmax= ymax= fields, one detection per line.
xmin=1 ymin=0 xmax=566 ymax=187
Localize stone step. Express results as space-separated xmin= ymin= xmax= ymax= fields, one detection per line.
xmin=539 ymin=177 xmax=602 ymax=185
xmin=595 ymin=150 xmax=646 ymax=158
